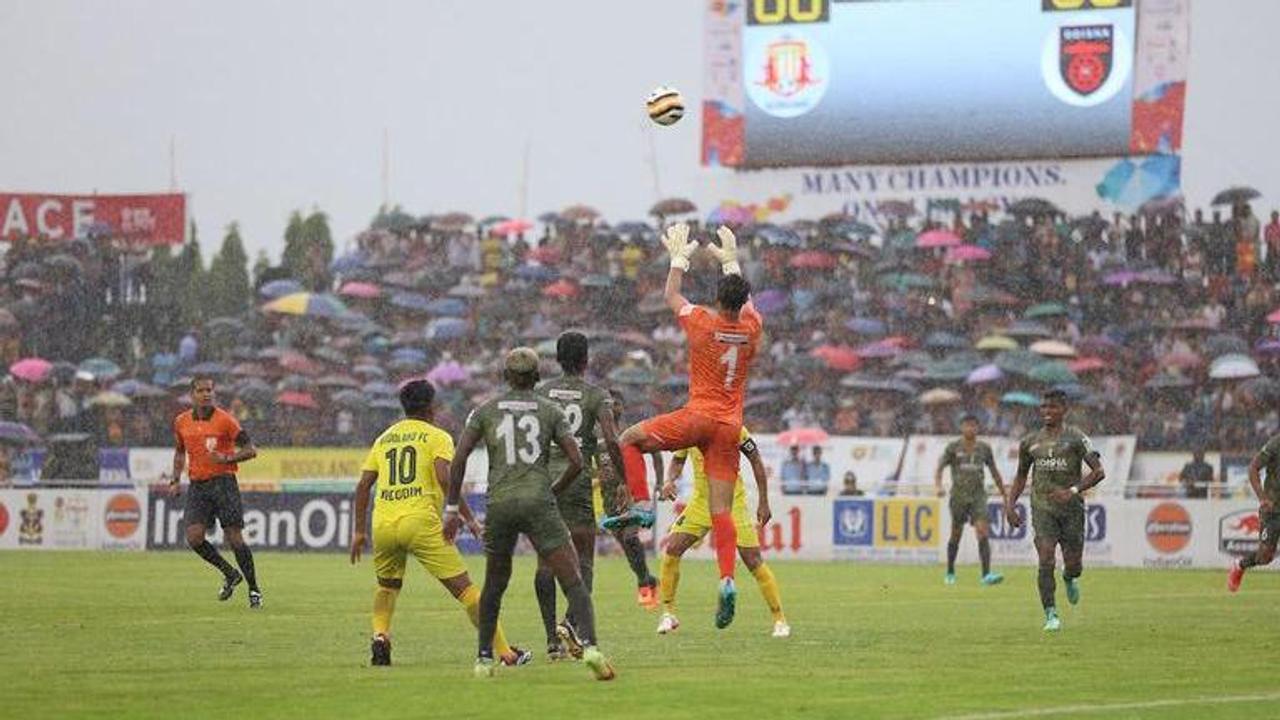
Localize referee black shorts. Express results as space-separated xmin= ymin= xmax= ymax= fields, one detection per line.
xmin=184 ymin=475 xmax=245 ymax=530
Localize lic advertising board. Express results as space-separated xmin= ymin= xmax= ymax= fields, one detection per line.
xmin=832 ymin=498 xmax=939 ymax=563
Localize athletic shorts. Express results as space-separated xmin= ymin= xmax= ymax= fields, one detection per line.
xmin=184 ymin=475 xmax=244 ymax=529
xmin=641 ymin=408 xmax=741 ymax=484
xmin=950 ymin=495 xmax=988 ymax=527
xmin=548 ymin=461 xmax=596 ymax=530
xmin=372 ymin=514 xmax=467 ymax=581
xmin=1260 ymin=508 xmax=1280 ymax=552
xmin=670 ymin=494 xmax=759 ymax=548
xmin=484 ymin=494 xmax=571 ymax=557
xmin=1032 ymin=501 xmax=1085 ymax=551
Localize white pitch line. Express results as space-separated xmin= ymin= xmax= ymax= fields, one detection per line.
xmin=935 ymin=691 xmax=1280 ymax=720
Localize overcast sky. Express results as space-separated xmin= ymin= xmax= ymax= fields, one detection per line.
xmin=1 ymin=0 xmax=1277 ymax=261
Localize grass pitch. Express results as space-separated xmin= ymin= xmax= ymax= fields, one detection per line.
xmin=1 ymin=551 xmax=1273 ymax=719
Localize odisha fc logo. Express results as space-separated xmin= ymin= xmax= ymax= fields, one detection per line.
xmin=1059 ymin=25 xmax=1114 ymax=96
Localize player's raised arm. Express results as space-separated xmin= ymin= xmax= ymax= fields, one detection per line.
xmin=444 ymin=424 xmax=482 ymax=542
xmin=350 ymin=469 xmax=377 ymax=564
xmin=661 ymin=222 xmax=696 ymax=314
xmin=741 ymin=435 xmax=772 ymax=528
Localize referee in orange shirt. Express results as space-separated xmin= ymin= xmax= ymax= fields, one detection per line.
xmin=166 ymin=375 xmax=262 ymax=608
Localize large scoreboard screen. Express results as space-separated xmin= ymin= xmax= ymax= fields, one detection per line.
xmin=702 ymin=0 xmax=1186 ymax=168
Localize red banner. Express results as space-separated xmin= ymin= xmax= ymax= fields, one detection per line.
xmin=0 ymin=193 xmax=186 ymax=246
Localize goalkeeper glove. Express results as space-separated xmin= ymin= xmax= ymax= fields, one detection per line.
xmin=709 ymin=225 xmax=741 ymax=275
xmin=662 ymin=222 xmax=696 ymax=272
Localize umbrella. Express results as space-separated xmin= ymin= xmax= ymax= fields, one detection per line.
xmin=561 ymin=204 xmax=600 ymax=222
xmin=316 ymin=375 xmax=360 ymax=390
xmin=426 ymin=317 xmax=470 ymax=341
xmin=614 ymin=221 xmax=657 ymax=241
xmin=330 ymin=251 xmax=368 ymax=274
xmin=352 ymin=364 xmax=387 ymax=380
xmin=825 ymin=219 xmax=877 ymax=239
xmin=754 ymin=225 xmax=803 ymax=247
xmin=923 ymin=331 xmax=969 ymax=351
xmin=279 ymin=352 xmax=322 ymax=376
xmin=995 ymin=349 xmax=1045 ymax=376
xmin=945 ymin=245 xmax=991 ymax=263
xmin=579 ymin=274 xmax=614 ymax=289
xmin=0 ymin=421 xmax=42 ymax=446
xmin=919 ymin=388 xmax=961 ymax=405
xmin=422 ymin=298 xmax=468 ymax=317
xmin=78 ymin=357 xmax=122 ymax=380
xmin=493 ymin=218 xmax=534 ymax=236
xmin=1211 ymin=186 xmax=1260 ymax=206
xmin=969 ymin=286 xmax=1022 ymax=308
xmin=788 ymin=251 xmax=837 ymax=270
xmin=186 ymin=361 xmax=227 ymax=376
xmin=542 ymin=280 xmax=580 ymax=299
xmin=1029 ymin=340 xmax=1078 ymax=358
xmin=839 ymin=374 xmax=917 ymax=394
xmin=752 ymin=289 xmax=790 ymax=315
xmin=1206 ymin=333 xmax=1249 ymax=358
xmin=111 ymin=379 xmax=167 ymax=398
xmin=1145 ymin=373 xmax=1194 ymax=390
xmin=777 ymin=427 xmax=830 ymax=446
xmin=330 ymin=389 xmax=366 ymax=408
xmin=915 ymin=230 xmax=962 ymax=248
xmin=1240 ymin=377 xmax=1280 ymax=402
xmin=390 ymin=291 xmax=434 ymax=313
xmin=44 ymin=254 xmax=84 ymax=275
xmin=856 ymin=340 xmax=903 ymax=359
xmin=447 ymin=283 xmax=488 ymax=299
xmin=426 ymin=361 xmax=470 ymax=386
xmin=1209 ymin=353 xmax=1260 ymax=380
xmin=1007 ymin=197 xmax=1060 ymax=216
xmin=514 ymin=264 xmax=559 ymax=282
xmin=1001 ymin=391 xmax=1039 ymax=407
xmin=1068 ymin=357 xmax=1108 ymax=373
xmin=276 ymin=391 xmax=320 ymax=410
xmin=810 ymin=345 xmax=861 ymax=372
xmin=844 ymin=317 xmax=887 ymax=336
xmin=1004 ymin=321 xmax=1053 ymax=339
xmin=976 ymin=335 xmax=1018 ymax=351
xmin=1139 ymin=196 xmax=1184 ymax=216
xmin=1265 ymin=308 xmax=1280 ymax=324
xmin=339 ymin=281 xmax=382 ymax=299
xmin=436 ymin=211 xmax=474 ymax=229
xmin=263 ymin=292 xmax=349 ymax=319
xmin=965 ymin=364 xmax=1004 ymax=385
xmin=258 ymin=279 xmax=304 ymax=299
xmin=88 ymin=391 xmax=132 ymax=408
xmin=877 ymin=272 xmax=936 ymax=290
xmin=204 ymin=317 xmax=246 ymax=336
xmin=1160 ymin=351 xmax=1203 ymax=369
xmin=235 ymin=380 xmax=274 ymax=402
xmin=1029 ymin=361 xmax=1078 ymax=385
xmin=650 ymin=198 xmax=698 ymax=216
xmin=363 ymin=381 xmax=397 ymax=396
xmin=1024 ymin=302 xmax=1068 ymax=319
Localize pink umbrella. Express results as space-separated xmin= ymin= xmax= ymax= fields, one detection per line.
xmin=1267 ymin=307 xmax=1280 ymax=324
xmin=945 ymin=244 xmax=992 ymax=263
xmin=542 ymin=279 xmax=579 ymax=299
xmin=276 ymin=391 xmax=319 ymax=410
xmin=777 ymin=427 xmax=829 ymax=446
xmin=279 ymin=352 xmax=322 ymax=376
xmin=1161 ymin=351 xmax=1203 ymax=369
xmin=1069 ymin=357 xmax=1109 ymax=373
xmin=494 ymin=219 xmax=533 ymax=236
xmin=527 ymin=246 xmax=561 ymax=264
xmin=788 ymin=251 xmax=837 ymax=270
xmin=916 ymin=230 xmax=962 ymax=248
xmin=339 ymin=281 xmax=382 ymax=299
xmin=426 ymin=361 xmax=470 ymax=386
xmin=810 ymin=345 xmax=861 ymax=372
xmin=9 ymin=357 xmax=51 ymax=383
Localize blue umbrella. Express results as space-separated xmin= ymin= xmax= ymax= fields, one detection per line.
xmin=924 ymin=331 xmax=969 ymax=351
xmin=425 ymin=298 xmax=468 ymax=317
xmin=259 ymin=279 xmax=303 ymax=299
xmin=426 ymin=317 xmax=470 ymax=341
xmin=514 ymin=264 xmax=559 ymax=282
xmin=188 ymin=361 xmax=228 ymax=376
xmin=752 ymin=289 xmax=789 ymax=315
xmin=390 ymin=348 xmax=428 ymax=364
xmin=844 ymin=317 xmax=887 ymax=336
xmin=330 ymin=252 xmax=367 ymax=274
xmin=79 ymin=357 xmax=122 ymax=380
xmin=390 ymin=292 xmax=433 ymax=313
xmin=754 ymin=224 xmax=803 ymax=247
xmin=362 ymin=381 xmax=396 ymax=396
xmin=1001 ymin=391 xmax=1039 ymax=406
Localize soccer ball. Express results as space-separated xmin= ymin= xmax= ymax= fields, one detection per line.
xmin=646 ymin=86 xmax=685 ymax=126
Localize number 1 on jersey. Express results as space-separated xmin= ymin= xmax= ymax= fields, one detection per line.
xmin=719 ymin=346 xmax=740 ymax=390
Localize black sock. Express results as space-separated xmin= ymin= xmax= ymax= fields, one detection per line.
xmin=946 ymin=539 xmax=959 ymax=574
xmin=563 ymin=579 xmax=597 ymax=647
xmin=1038 ymin=564 xmax=1057 ymax=610
xmin=534 ymin=568 xmax=558 ymax=644
xmin=232 ymin=544 xmax=259 ymax=591
xmin=620 ymin=534 xmax=655 ymax=586
xmin=191 ymin=541 xmax=236 ymax=578
xmin=1241 ymin=555 xmax=1259 ymax=569
xmin=478 ymin=583 xmax=503 ymax=659
xmin=1063 ymin=568 xmax=1081 ymax=582
xmin=978 ymin=537 xmax=991 ymax=576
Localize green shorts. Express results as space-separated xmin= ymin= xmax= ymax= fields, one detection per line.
xmin=484 ymin=494 xmax=571 ymax=557
xmin=550 ymin=464 xmax=595 ymax=530
xmin=1260 ymin=508 xmax=1280 ymax=552
xmin=1032 ymin=500 xmax=1085 ymax=550
xmin=950 ymin=495 xmax=987 ymax=527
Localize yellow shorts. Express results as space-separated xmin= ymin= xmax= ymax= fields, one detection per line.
xmin=670 ymin=496 xmax=759 ymax=548
xmin=373 ymin=514 xmax=468 ymax=581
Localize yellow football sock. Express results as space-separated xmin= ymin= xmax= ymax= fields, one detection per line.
xmin=372 ymin=585 xmax=399 ymax=636
xmin=459 ymin=585 xmax=512 ymax=657
xmin=751 ymin=563 xmax=785 ymax=622
xmin=660 ymin=551 xmax=681 ymax=613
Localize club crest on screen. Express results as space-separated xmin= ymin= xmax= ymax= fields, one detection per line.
xmin=1059 ymin=25 xmax=1114 ymax=96
xmin=745 ymin=31 xmax=829 ymax=119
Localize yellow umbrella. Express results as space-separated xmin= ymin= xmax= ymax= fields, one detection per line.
xmin=262 ymin=292 xmax=349 ymax=318
xmin=976 ymin=335 xmax=1018 ymax=351
xmin=1029 ymin=339 xmax=1078 ymax=358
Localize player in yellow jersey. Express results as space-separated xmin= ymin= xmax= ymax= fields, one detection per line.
xmin=349 ymin=380 xmax=531 ymax=667
xmin=656 ymin=427 xmax=790 ymax=637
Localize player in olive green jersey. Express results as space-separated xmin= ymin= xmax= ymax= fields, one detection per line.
xmin=349 ymin=380 xmax=530 ymax=668
xmin=534 ymin=331 xmax=632 ymax=659
xmin=1005 ymin=390 xmax=1105 ymax=632
xmin=1227 ymin=432 xmax=1280 ymax=591
xmin=935 ymin=414 xmax=1007 ymax=586
xmin=444 ymin=348 xmax=615 ymax=681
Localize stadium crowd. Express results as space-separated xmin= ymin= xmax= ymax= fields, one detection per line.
xmin=1 ymin=194 xmax=1278 ymax=464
